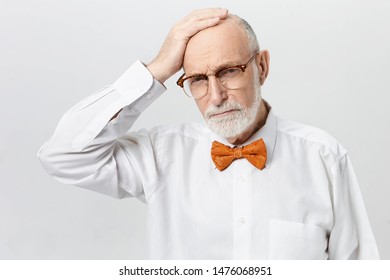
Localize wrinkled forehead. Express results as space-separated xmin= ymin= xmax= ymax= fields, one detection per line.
xmin=183 ymin=19 xmax=251 ymax=74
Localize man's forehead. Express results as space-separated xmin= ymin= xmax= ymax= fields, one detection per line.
xmin=183 ymin=52 xmax=245 ymax=75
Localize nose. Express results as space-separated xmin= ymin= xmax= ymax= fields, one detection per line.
xmin=207 ymin=76 xmax=228 ymax=106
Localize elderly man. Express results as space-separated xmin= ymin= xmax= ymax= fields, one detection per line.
xmin=38 ymin=8 xmax=379 ymax=259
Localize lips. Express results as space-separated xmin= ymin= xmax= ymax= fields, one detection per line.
xmin=210 ymin=109 xmax=239 ymax=118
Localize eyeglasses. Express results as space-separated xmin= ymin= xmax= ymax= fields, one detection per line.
xmin=176 ymin=52 xmax=258 ymax=99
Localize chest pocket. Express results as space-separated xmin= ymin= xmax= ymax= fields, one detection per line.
xmin=268 ymin=219 xmax=328 ymax=259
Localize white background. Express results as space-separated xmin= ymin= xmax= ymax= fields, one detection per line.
xmin=1 ymin=0 xmax=389 ymax=259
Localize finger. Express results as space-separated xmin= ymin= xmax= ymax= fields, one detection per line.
xmin=185 ymin=8 xmax=228 ymax=22
xmin=186 ymin=17 xmax=222 ymax=36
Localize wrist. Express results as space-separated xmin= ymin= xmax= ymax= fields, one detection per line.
xmin=146 ymin=61 xmax=171 ymax=84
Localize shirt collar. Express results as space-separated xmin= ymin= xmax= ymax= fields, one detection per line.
xmin=208 ymin=100 xmax=277 ymax=169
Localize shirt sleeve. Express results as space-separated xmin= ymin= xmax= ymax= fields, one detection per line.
xmin=37 ymin=60 xmax=166 ymax=202
xmin=328 ymin=153 xmax=380 ymax=259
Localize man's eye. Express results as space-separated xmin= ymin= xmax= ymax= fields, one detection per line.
xmin=190 ymin=75 xmax=207 ymax=85
xmin=218 ymin=67 xmax=241 ymax=78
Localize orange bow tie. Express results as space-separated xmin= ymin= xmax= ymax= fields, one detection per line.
xmin=211 ymin=138 xmax=267 ymax=171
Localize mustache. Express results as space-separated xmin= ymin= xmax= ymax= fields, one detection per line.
xmin=204 ymin=101 xmax=244 ymax=119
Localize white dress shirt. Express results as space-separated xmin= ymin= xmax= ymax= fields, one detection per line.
xmin=38 ymin=61 xmax=379 ymax=259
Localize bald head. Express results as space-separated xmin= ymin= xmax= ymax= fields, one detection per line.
xmin=183 ymin=15 xmax=259 ymax=72
xmin=229 ymin=14 xmax=260 ymax=53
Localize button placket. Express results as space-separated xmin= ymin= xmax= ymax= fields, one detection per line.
xmin=232 ymin=162 xmax=253 ymax=259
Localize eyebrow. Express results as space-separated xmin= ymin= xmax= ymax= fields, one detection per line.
xmin=186 ymin=60 xmax=242 ymax=78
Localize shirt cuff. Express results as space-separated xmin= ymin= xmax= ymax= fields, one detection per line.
xmin=113 ymin=60 xmax=166 ymax=105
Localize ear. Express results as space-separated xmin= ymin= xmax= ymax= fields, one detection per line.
xmin=256 ymin=50 xmax=270 ymax=85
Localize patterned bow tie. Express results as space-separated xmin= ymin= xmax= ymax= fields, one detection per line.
xmin=211 ymin=138 xmax=267 ymax=171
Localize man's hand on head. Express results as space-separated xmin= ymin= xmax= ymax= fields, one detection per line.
xmin=146 ymin=8 xmax=228 ymax=84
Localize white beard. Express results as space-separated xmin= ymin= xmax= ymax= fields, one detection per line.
xmin=205 ymin=88 xmax=261 ymax=139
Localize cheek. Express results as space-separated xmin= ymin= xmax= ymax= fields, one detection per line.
xmin=235 ymin=87 xmax=257 ymax=108
xmin=245 ymin=75 xmax=262 ymax=106
xmin=239 ymin=68 xmax=261 ymax=106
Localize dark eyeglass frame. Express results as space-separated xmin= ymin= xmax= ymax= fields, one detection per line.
xmin=176 ymin=52 xmax=258 ymax=97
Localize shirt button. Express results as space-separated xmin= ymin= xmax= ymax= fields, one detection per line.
xmin=238 ymin=217 xmax=246 ymax=224
xmin=146 ymin=93 xmax=153 ymax=99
